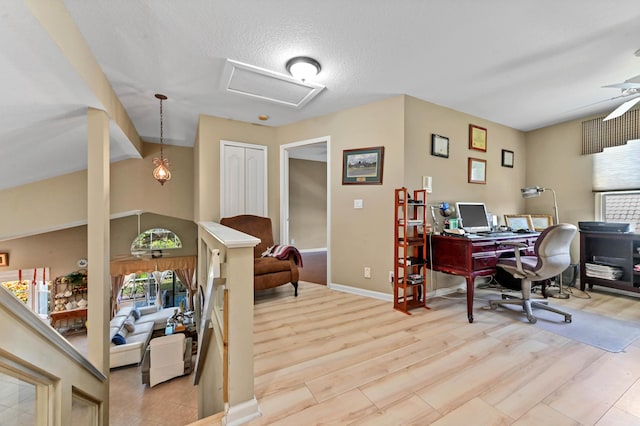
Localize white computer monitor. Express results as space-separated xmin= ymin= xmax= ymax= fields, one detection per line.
xmin=455 ymin=202 xmax=491 ymax=233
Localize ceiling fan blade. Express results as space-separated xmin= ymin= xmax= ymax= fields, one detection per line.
xmin=603 ymin=82 xmax=640 ymax=89
xmin=603 ymin=96 xmax=640 ymax=121
xmin=603 ymin=74 xmax=640 ymax=89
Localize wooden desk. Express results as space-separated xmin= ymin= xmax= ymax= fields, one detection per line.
xmin=428 ymin=233 xmax=539 ymax=323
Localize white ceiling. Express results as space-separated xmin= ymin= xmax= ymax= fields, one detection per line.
xmin=1 ymin=0 xmax=640 ymax=190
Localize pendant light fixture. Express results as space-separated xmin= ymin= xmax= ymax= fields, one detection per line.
xmin=152 ymin=93 xmax=171 ymax=185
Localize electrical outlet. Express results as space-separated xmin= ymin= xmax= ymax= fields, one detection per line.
xmin=389 ymin=271 xmax=394 ymax=283
xmin=290 ymin=238 xmax=295 ymax=244
xmin=364 ymin=267 xmax=371 ymax=278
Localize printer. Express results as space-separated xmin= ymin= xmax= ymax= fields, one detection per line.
xmin=578 ymin=221 xmax=633 ymax=233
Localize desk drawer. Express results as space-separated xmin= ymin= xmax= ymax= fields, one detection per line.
xmin=471 ymin=241 xmax=500 ymax=253
xmin=473 ymin=252 xmax=498 ymax=269
xmin=473 ymin=238 xmax=534 ymax=254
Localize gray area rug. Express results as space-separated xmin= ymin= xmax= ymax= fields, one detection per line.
xmin=486 ymin=296 xmax=640 ymax=353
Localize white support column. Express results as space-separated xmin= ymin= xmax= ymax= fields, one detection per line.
xmin=87 ymin=108 xmax=110 ymax=380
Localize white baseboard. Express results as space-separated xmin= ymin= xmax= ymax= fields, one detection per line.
xmin=327 ymin=282 xmax=466 ymax=303
xmin=298 ymin=247 xmax=327 ymax=253
xmin=428 ymin=284 xmax=467 ymax=298
xmin=328 ymin=282 xmax=393 ymax=302
xmin=224 ymin=396 xmax=261 ymax=426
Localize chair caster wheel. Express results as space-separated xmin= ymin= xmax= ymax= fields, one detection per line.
xmin=489 ymin=304 xmax=497 ymax=310
xmin=527 ymin=316 xmax=537 ymax=324
xmin=565 ymin=316 xmax=572 ymax=323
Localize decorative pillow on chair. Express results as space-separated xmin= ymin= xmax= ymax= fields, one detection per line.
xmin=123 ymin=320 xmax=135 ymax=333
xmin=131 ymin=308 xmax=141 ymax=320
xmin=111 ymin=333 xmax=126 ymax=345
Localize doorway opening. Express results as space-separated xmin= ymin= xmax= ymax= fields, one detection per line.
xmin=280 ymin=137 xmax=330 ymax=286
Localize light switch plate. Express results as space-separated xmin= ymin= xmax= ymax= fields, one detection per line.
xmin=422 ymin=176 xmax=432 ymax=193
xmin=354 ymin=199 xmax=363 ymax=209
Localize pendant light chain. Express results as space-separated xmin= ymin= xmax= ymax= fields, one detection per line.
xmin=159 ymin=96 xmax=164 ymax=160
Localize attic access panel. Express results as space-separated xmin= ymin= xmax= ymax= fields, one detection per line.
xmin=222 ymin=59 xmax=325 ymax=108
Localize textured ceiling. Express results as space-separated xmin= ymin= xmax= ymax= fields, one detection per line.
xmin=1 ymin=0 xmax=639 ymax=190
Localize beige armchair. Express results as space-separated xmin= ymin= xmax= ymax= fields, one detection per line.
xmin=220 ymin=214 xmax=300 ymax=296
xmin=141 ymin=334 xmax=192 ymax=387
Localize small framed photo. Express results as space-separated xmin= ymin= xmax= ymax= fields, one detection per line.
xmin=501 ymin=149 xmax=514 ymax=168
xmin=504 ymin=214 xmax=534 ymax=231
xmin=0 ymin=253 xmax=7 ymax=266
xmin=431 ymin=134 xmax=449 ymax=158
xmin=469 ymin=124 xmax=487 ymax=152
xmin=468 ymin=157 xmax=487 ymax=184
xmin=530 ymin=214 xmax=554 ymax=231
xmin=342 ymin=146 xmax=385 ymax=185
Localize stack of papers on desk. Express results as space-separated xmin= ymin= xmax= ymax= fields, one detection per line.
xmin=585 ymin=263 xmax=623 ymax=280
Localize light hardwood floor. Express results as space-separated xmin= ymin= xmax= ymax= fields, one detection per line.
xmin=244 ymin=281 xmax=640 ymax=425
xmin=106 ymin=281 xmax=640 ymax=425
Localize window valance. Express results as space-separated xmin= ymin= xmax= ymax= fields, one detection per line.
xmin=109 ymin=255 xmax=196 ymax=277
xmin=582 ymin=108 xmax=639 ymax=155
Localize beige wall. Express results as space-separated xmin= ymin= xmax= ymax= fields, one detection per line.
xmin=195 ymin=116 xmax=278 ymax=226
xmin=0 ymin=141 xmax=194 ymax=242
xmin=404 ymin=96 xmax=528 ymax=225
xmin=403 ymin=96 xmax=528 ymax=291
xmin=278 ymin=96 xmax=406 ymax=293
xmin=111 ymin=142 xmax=195 ymax=222
xmin=0 ymin=213 xmax=196 ymax=280
xmin=289 ymin=158 xmax=327 ymax=249
xmin=0 ymin=226 xmax=87 ymax=280
xmin=524 ymin=117 xmax=595 ymax=260
xmin=1 ymin=95 xmax=599 ymax=296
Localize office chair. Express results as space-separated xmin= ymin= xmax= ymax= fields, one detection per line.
xmin=489 ymin=223 xmax=577 ymax=324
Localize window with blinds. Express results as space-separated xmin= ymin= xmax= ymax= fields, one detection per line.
xmin=593 ymin=139 xmax=640 ymax=192
xmin=593 ymin=139 xmax=640 ymax=231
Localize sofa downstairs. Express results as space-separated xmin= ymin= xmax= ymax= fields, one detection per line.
xmin=109 ymin=305 xmax=176 ymax=368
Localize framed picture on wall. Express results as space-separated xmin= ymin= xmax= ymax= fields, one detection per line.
xmin=469 ymin=124 xmax=487 ymax=152
xmin=431 ymin=134 xmax=449 ymax=158
xmin=530 ymin=214 xmax=554 ymax=231
xmin=342 ymin=146 xmax=385 ymax=184
xmin=504 ymin=214 xmax=534 ymax=231
xmin=468 ymin=157 xmax=487 ymax=184
xmin=0 ymin=253 xmax=7 ymax=266
xmin=501 ymin=149 xmax=514 ymax=167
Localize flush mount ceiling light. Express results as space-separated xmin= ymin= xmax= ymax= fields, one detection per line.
xmin=286 ymin=56 xmax=321 ymax=81
xmin=152 ymin=93 xmax=171 ymax=186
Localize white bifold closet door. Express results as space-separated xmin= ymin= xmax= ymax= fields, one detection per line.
xmin=220 ymin=141 xmax=267 ymax=218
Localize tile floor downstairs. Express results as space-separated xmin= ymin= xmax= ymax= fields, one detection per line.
xmin=66 ymin=332 xmax=198 ymax=426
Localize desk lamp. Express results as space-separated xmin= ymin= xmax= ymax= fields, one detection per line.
xmin=429 ymin=203 xmax=455 ymax=233
xmin=521 ymin=186 xmax=569 ymax=298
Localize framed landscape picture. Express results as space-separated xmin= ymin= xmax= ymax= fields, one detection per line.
xmin=342 ymin=146 xmax=385 ymax=184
